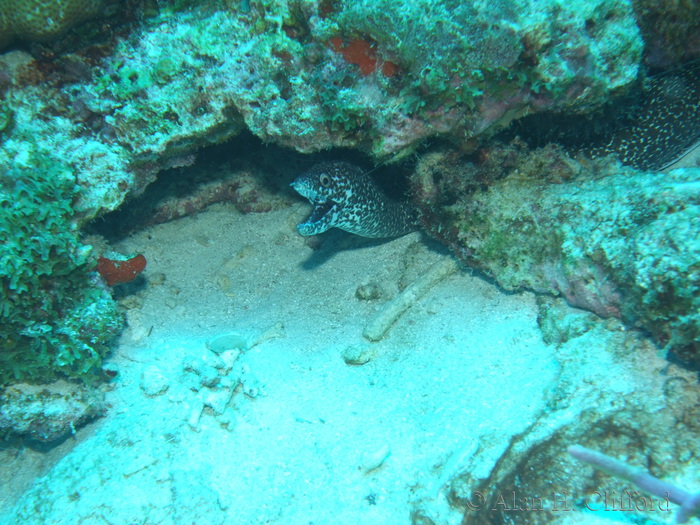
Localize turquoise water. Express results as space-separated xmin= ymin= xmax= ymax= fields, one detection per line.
xmin=0 ymin=1 xmax=699 ymax=524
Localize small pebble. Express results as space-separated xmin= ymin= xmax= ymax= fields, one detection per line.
xmin=149 ymin=272 xmax=166 ymax=286
xmin=164 ymin=296 xmax=180 ymax=309
xmin=356 ymin=282 xmax=382 ymax=301
xmin=341 ymin=344 xmax=375 ymax=365
xmin=101 ymin=362 xmax=119 ymax=379
xmin=207 ymin=333 xmax=247 ymax=354
xmin=119 ymin=295 xmax=143 ymax=310
xmin=140 ymin=366 xmax=170 ymax=396
xmin=242 ymin=376 xmax=263 ymax=398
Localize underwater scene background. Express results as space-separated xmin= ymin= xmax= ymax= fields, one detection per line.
xmin=0 ymin=0 xmax=699 ymax=523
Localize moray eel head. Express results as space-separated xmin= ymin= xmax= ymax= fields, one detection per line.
xmin=291 ymin=161 xmax=418 ymax=238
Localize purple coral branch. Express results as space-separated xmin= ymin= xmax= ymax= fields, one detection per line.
xmin=568 ymin=444 xmax=700 ymax=523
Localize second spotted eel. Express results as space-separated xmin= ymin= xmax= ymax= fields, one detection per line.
xmin=508 ymin=61 xmax=700 ymax=171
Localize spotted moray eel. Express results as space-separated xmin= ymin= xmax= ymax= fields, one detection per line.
xmin=581 ymin=61 xmax=700 ymax=170
xmin=291 ymin=161 xmax=418 ymax=238
xmin=509 ymin=61 xmax=700 ymax=171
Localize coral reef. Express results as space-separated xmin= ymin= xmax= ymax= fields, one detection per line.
xmin=0 ymin=0 xmax=690 ymax=386
xmin=4 ymin=0 xmax=695 ymax=221
xmin=0 ymin=0 xmax=644 ymax=222
xmin=0 ymin=381 xmax=105 ymax=441
xmin=329 ymin=36 xmax=399 ymax=77
xmin=93 ymin=156 xmax=295 ymax=238
xmin=313 ymin=0 xmax=642 ymax=157
xmin=0 ymin=0 xmax=108 ymax=49
xmin=410 ymin=144 xmax=700 ymax=363
xmin=632 ymin=0 xmax=700 ymax=67
xmin=0 ymin=156 xmax=122 ymax=384
xmin=452 ymin=304 xmax=700 ymax=524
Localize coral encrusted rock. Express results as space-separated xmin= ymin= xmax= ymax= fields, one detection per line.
xmin=632 ymin=0 xmax=700 ymax=67
xmin=411 ymin=145 xmax=700 ymax=364
xmin=0 ymin=381 xmax=105 ymax=442
xmin=0 ymin=0 xmax=107 ymax=49
xmin=1 ymin=0 xmax=644 ymax=220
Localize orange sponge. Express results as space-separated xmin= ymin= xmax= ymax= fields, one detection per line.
xmin=329 ymin=36 xmax=399 ymax=77
xmin=97 ymin=254 xmax=147 ymax=286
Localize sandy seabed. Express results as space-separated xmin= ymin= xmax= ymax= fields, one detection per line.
xmin=0 ymin=196 xmax=690 ymax=525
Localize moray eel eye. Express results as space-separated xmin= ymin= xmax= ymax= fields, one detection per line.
xmin=319 ymin=174 xmax=331 ymax=187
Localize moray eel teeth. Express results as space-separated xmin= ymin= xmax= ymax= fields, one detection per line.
xmin=291 ymin=161 xmax=418 ymax=238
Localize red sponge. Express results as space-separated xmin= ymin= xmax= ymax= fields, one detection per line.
xmin=96 ymin=254 xmax=146 ymax=286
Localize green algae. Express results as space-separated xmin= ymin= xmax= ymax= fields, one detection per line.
xmin=0 ymin=156 xmax=121 ymax=384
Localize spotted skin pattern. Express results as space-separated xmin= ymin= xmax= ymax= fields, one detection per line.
xmin=505 ymin=62 xmax=700 ymax=171
xmin=582 ymin=62 xmax=700 ymax=170
xmin=291 ymin=162 xmax=418 ymax=238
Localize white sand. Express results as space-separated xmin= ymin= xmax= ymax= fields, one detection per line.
xmin=0 ymin=200 xmax=687 ymax=525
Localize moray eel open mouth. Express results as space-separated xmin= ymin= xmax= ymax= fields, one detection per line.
xmin=304 ymin=199 xmax=336 ymax=226
xmin=291 ymin=161 xmax=418 ymax=238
